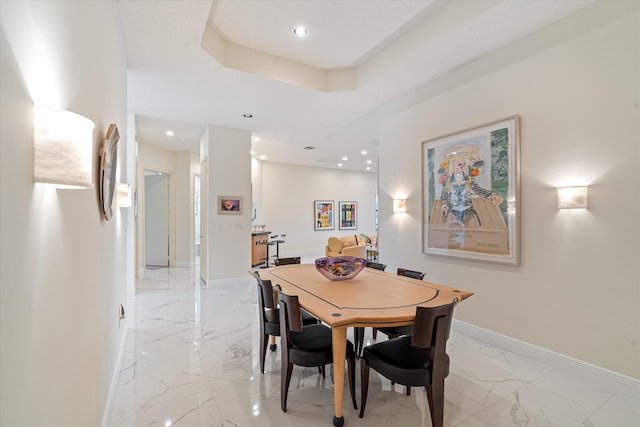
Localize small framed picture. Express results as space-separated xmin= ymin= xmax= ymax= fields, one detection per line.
xmin=314 ymin=200 xmax=335 ymax=230
xmin=218 ymin=196 xmax=243 ymax=215
xmin=339 ymin=201 xmax=357 ymax=230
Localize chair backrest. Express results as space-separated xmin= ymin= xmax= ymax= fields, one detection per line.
xmin=275 ymin=288 xmax=304 ymax=337
xmin=366 ymin=261 xmax=387 ymax=271
xmin=274 ymin=257 xmax=301 ymax=266
xmin=411 ymin=301 xmax=457 ymax=350
xmin=397 ymin=267 xmax=425 ymax=280
xmin=253 ymin=271 xmax=276 ymax=309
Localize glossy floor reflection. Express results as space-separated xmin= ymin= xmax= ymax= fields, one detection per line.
xmin=108 ymin=265 xmax=639 ymax=427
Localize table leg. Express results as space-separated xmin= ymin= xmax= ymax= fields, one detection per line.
xmin=332 ymin=326 xmax=347 ymax=427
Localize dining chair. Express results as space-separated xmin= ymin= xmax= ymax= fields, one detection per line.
xmin=253 ymin=271 xmax=318 ymax=373
xmin=275 ymin=286 xmax=358 ymax=413
xmin=353 ymin=261 xmax=388 ymax=356
xmin=397 ymin=267 xmax=426 ymax=280
xmin=365 ymin=261 xmax=387 ymax=271
xmin=359 ymin=300 xmax=457 ymax=427
xmin=373 ymin=267 xmax=426 ymax=341
xmin=274 ymin=256 xmax=301 ymax=266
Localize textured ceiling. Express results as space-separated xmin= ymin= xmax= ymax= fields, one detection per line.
xmin=118 ymin=0 xmax=595 ymax=173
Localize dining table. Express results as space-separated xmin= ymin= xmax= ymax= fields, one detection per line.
xmin=251 ymin=263 xmax=473 ymax=426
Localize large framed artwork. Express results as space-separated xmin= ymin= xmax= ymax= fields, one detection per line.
xmin=218 ymin=196 xmax=243 ymax=215
xmin=314 ymin=200 xmax=335 ymax=230
xmin=422 ymin=115 xmax=520 ymax=265
xmin=339 ymin=201 xmax=357 ymax=230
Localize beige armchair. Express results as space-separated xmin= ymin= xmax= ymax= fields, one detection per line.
xmin=325 ymin=236 xmax=367 ymax=259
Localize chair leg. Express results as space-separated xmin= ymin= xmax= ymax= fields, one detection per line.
xmin=372 ymin=328 xmax=377 ymax=340
xmin=347 ymin=352 xmax=357 ymax=410
xmin=260 ymin=332 xmax=269 ymax=374
xmin=406 ymin=386 xmax=411 ymax=396
xmin=359 ymin=358 xmax=370 ymax=418
xmin=281 ymin=362 xmax=294 ymax=412
xmin=426 ymin=380 xmax=445 ymax=427
xmin=270 ymin=335 xmax=277 ymax=351
xmin=354 ymin=327 xmax=364 ymax=358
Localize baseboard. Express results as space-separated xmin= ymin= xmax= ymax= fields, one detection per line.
xmin=101 ymin=325 xmax=129 ymax=427
xmin=452 ymin=320 xmax=640 ymax=399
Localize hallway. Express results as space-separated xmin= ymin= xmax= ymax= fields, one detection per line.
xmin=107 ymin=265 xmax=639 ymax=426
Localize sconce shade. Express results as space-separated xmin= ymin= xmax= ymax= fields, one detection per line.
xmin=33 ymin=106 xmax=95 ymax=188
xmin=393 ymin=199 xmax=407 ymax=213
xmin=116 ymin=183 xmax=132 ymax=207
xmin=558 ymin=186 xmax=588 ymax=209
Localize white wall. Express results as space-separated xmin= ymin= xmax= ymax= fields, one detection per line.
xmin=261 ymin=162 xmax=378 ymax=257
xmin=205 ymin=125 xmax=252 ymax=279
xmin=378 ymin=2 xmax=640 ymax=379
xmin=175 ymin=151 xmax=200 ymax=266
xmin=0 ymin=2 xmax=129 ymax=426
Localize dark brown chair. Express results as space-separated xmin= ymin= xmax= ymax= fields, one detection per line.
xmin=274 ymin=256 xmax=301 ymax=266
xmin=365 ymin=261 xmax=387 ymax=271
xmin=397 ymin=267 xmax=426 ymax=280
xmin=373 ymin=267 xmax=426 ymax=340
xmin=354 ymin=261 xmax=388 ymax=356
xmin=372 ymin=267 xmax=427 ymax=394
xmin=359 ymin=301 xmax=457 ymax=427
xmin=373 ymin=267 xmax=426 ymax=336
xmin=275 ymin=287 xmax=358 ymax=413
xmin=253 ymin=271 xmax=318 ymax=373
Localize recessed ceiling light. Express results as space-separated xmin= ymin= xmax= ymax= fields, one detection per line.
xmin=292 ymin=26 xmax=309 ymax=38
xmin=243 ymin=113 xmax=253 ymax=118
xmin=366 ymin=166 xmax=371 ymax=170
xmin=165 ymin=130 xmax=174 ymax=136
xmin=367 ymin=160 xmax=372 ymax=164
xmin=338 ymin=163 xmax=343 ymax=167
xmin=254 ymin=137 xmax=260 ymax=142
xmin=361 ymin=150 xmax=367 ymax=155
xmin=260 ymin=155 xmax=266 ymax=160
xmin=342 ymin=156 xmax=348 ymax=161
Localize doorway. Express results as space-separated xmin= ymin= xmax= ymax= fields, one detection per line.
xmin=194 ymin=174 xmax=201 ymax=264
xmin=144 ymin=170 xmax=170 ymax=267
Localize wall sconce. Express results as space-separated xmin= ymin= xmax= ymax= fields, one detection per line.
xmin=33 ymin=106 xmax=95 ymax=188
xmin=393 ymin=199 xmax=407 ymax=213
xmin=557 ymin=186 xmax=588 ymax=209
xmin=115 ymin=183 xmax=132 ymax=207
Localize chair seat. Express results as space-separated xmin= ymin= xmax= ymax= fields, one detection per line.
xmin=290 ymin=324 xmax=355 ymax=367
xmin=376 ymin=324 xmax=414 ymax=338
xmin=265 ymin=307 xmax=318 ymax=336
xmin=363 ymin=336 xmax=449 ymax=387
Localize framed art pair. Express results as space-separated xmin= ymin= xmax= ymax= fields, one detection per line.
xmin=314 ymin=200 xmax=357 ymax=231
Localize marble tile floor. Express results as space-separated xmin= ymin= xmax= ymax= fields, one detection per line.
xmin=107 ymin=265 xmax=640 ymax=427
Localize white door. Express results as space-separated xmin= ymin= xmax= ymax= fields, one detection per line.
xmin=199 ymin=160 xmax=208 ymax=283
xmin=145 ymin=172 xmax=169 ymax=267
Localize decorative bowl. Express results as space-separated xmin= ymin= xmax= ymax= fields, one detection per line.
xmin=314 ymin=256 xmax=366 ymax=281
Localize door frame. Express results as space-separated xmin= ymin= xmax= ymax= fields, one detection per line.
xmin=137 ymin=165 xmax=176 ymax=273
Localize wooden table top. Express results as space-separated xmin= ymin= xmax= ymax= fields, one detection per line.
xmin=252 ymin=263 xmax=473 ymax=328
